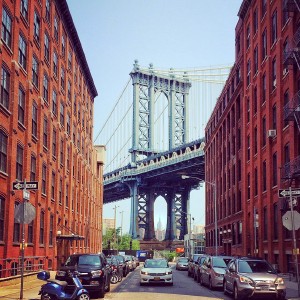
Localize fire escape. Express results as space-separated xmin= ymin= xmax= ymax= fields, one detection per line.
xmin=282 ymin=0 xmax=300 ymax=180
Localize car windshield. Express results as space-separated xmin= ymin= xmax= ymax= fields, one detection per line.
xmin=115 ymin=255 xmax=125 ymax=263
xmin=238 ymin=260 xmax=275 ymax=273
xmin=212 ymin=257 xmax=231 ymax=268
xmin=65 ymin=255 xmax=101 ymax=266
xmin=144 ymin=260 xmax=168 ymax=268
xmin=178 ymin=258 xmax=188 ymax=263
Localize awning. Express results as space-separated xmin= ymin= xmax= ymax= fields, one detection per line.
xmin=56 ymin=234 xmax=85 ymax=241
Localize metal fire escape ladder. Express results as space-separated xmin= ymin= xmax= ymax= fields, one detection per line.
xmin=283 ymin=0 xmax=300 ymax=13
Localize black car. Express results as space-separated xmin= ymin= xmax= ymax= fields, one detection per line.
xmin=55 ymin=253 xmax=111 ymax=298
xmin=114 ymin=254 xmax=130 ymax=277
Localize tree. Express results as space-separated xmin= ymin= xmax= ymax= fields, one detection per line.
xmin=102 ymin=228 xmax=139 ymax=250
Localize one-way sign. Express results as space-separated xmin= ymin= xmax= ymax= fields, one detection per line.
xmin=278 ymin=188 xmax=300 ymax=198
xmin=12 ymin=181 xmax=39 ymax=190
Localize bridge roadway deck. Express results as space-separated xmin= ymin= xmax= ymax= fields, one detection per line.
xmin=103 ymin=139 xmax=205 ymax=203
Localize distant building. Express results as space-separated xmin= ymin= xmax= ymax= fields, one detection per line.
xmin=155 ymin=217 xmax=165 ymax=241
xmin=103 ymin=218 xmax=115 ymax=234
xmin=193 ymin=224 xmax=205 ymax=234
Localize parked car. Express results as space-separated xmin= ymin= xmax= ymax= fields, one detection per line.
xmin=133 ymin=256 xmax=140 ymax=267
xmin=187 ymin=254 xmax=202 ymax=277
xmin=107 ymin=255 xmax=123 ymax=283
xmin=194 ymin=254 xmax=208 ymax=282
xmin=55 ymin=253 xmax=111 ymax=298
xmin=124 ymin=255 xmax=136 ymax=271
xmin=115 ymin=254 xmax=130 ymax=277
xmin=140 ymin=258 xmax=173 ymax=286
xmin=199 ymin=255 xmax=233 ymax=289
xmin=176 ymin=257 xmax=189 ymax=270
xmin=223 ymin=257 xmax=286 ymax=300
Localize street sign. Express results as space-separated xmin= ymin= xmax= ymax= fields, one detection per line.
xmin=282 ymin=210 xmax=300 ymax=231
xmin=12 ymin=181 xmax=39 ymax=190
xmin=14 ymin=202 xmax=36 ymax=224
xmin=23 ymin=190 xmax=30 ymax=200
xmin=278 ymin=188 xmax=300 ymax=198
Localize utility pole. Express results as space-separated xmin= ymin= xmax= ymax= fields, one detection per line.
xmin=120 ymin=211 xmax=124 ymax=243
xmin=113 ymin=205 xmax=119 ymax=250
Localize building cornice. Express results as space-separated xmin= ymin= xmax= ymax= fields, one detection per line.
xmin=55 ymin=0 xmax=98 ymax=98
xmin=238 ymin=0 xmax=253 ymax=19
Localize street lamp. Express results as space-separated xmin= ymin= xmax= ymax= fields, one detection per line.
xmin=182 ymin=175 xmax=218 ymax=256
xmin=113 ymin=205 xmax=120 ymax=250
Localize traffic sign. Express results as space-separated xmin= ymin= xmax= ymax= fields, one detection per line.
xmin=12 ymin=181 xmax=39 ymax=190
xmin=278 ymin=188 xmax=300 ymax=198
xmin=282 ymin=210 xmax=300 ymax=231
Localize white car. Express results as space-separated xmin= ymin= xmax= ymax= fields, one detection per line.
xmin=140 ymin=259 xmax=173 ymax=286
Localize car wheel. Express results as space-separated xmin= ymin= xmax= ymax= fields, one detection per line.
xmin=199 ymin=274 xmax=203 ymax=286
xmin=97 ymin=281 xmax=105 ymax=298
xmin=77 ymin=293 xmax=90 ymax=300
xmin=209 ymin=277 xmax=213 ymax=290
xmin=234 ymin=284 xmax=241 ymax=300
xmin=223 ymin=280 xmax=227 ymax=295
xmin=105 ymin=277 xmax=111 ymax=292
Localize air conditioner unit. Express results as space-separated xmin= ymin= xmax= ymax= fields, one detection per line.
xmin=268 ymin=129 xmax=276 ymax=138
xmin=273 ymin=79 xmax=277 ymax=87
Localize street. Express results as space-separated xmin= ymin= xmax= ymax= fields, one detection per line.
xmin=3 ymin=264 xmax=300 ymax=300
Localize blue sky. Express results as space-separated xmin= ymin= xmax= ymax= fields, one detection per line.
xmin=67 ymin=0 xmax=242 ymax=233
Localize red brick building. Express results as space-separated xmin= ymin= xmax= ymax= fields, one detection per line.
xmin=0 ymin=0 xmax=104 ymax=277
xmin=205 ymin=0 xmax=300 ymax=273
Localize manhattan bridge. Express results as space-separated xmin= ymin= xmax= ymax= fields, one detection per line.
xmin=94 ymin=60 xmax=231 ymax=243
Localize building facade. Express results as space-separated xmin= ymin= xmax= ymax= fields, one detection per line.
xmin=205 ymin=0 xmax=300 ymax=273
xmin=0 ymin=0 xmax=104 ymax=277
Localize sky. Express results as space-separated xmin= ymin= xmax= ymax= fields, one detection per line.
xmin=67 ymin=0 xmax=242 ymax=234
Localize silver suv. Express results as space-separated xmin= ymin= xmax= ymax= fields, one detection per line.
xmin=199 ymin=255 xmax=233 ymax=289
xmin=223 ymin=257 xmax=286 ymax=300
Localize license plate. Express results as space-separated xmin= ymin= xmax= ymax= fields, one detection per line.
xmin=154 ymin=277 xmax=160 ymax=281
xmin=260 ymin=286 xmax=269 ymax=290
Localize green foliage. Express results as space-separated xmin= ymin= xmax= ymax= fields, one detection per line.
xmin=102 ymin=227 xmax=139 ymax=250
xmin=159 ymin=250 xmax=178 ymax=262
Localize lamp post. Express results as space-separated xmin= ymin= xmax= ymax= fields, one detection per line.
xmin=182 ymin=175 xmax=217 ymax=256
xmin=113 ymin=205 xmax=119 ymax=250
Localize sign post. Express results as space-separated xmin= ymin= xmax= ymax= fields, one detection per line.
xmin=13 ymin=180 xmax=38 ymax=300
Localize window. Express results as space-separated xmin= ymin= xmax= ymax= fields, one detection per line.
xmin=263 ymin=160 xmax=267 ymax=192
xmin=272 ymin=104 xmax=277 ymax=130
xmin=67 ymin=81 xmax=71 ymax=101
xmin=272 ymin=58 xmax=277 ymax=89
xmin=13 ymin=202 xmax=20 ymax=242
xmin=283 ymin=7 xmax=289 ymax=26
xmin=254 ymin=86 xmax=257 ymax=114
xmin=247 ymin=98 xmax=250 ymax=122
xmin=32 ymin=102 xmax=38 ymax=138
xmin=39 ymin=211 xmax=45 ymax=244
xmin=1 ymin=66 xmax=10 ymax=109
xmin=254 ymin=46 xmax=258 ymax=74
xmin=52 ymin=128 xmax=56 ymax=157
xmin=1 ymin=7 xmax=12 ymax=48
xmin=32 ymin=56 xmax=39 ymax=87
xmin=253 ymin=8 xmax=258 ymax=33
xmin=43 ymin=74 xmax=49 ymax=102
xmin=273 ymin=152 xmax=277 ymax=186
xmin=284 ymin=90 xmax=289 ymax=126
xmin=20 ymin=0 xmax=28 ymax=20
xmin=18 ymin=86 xmax=25 ymax=125
xmin=246 ymin=24 xmax=250 ymax=49
xmin=262 ymin=116 xmax=266 ymax=146
xmin=61 ymin=67 xmax=65 ymax=90
xmin=254 ymin=168 xmax=258 ymax=196
xmin=0 ymin=131 xmax=7 ymax=173
xmin=53 ymin=51 xmax=58 ymax=76
xmin=33 ymin=11 xmax=40 ymax=42
xmin=262 ymin=0 xmax=267 ymax=18
xmin=247 ymin=59 xmax=251 ymax=86
xmin=43 ymin=117 xmax=48 ymax=148
xmin=30 ymin=155 xmax=36 ymax=181
xmin=0 ymin=196 xmax=4 ymax=241
xmin=60 ymin=139 xmax=64 ymax=165
xmin=68 ymin=50 xmax=72 ymax=70
xmin=61 ymin=34 xmax=65 ymax=57
xmin=247 ymin=173 xmax=250 ymax=199
xmin=18 ymin=34 xmax=27 ymax=70
xmin=52 ymin=90 xmax=57 ymax=116
xmin=254 ymin=126 xmax=258 ymax=154
xmin=45 ymin=0 xmax=51 ymax=22
xmin=273 ymin=203 xmax=278 ymax=240
xmin=59 ymin=178 xmax=63 ymax=205
xmin=27 ymin=221 xmax=33 ymax=243
xmin=60 ymin=103 xmax=64 ymax=126
xmin=263 ymin=206 xmax=268 ymax=240
xmin=262 ymin=73 xmax=266 ymax=103
xmin=67 ymin=113 xmax=71 ymax=135
xmin=65 ymin=183 xmax=69 ymax=207
xmin=54 ymin=16 xmax=59 ymax=41
xmin=16 ymin=145 xmax=23 ymax=181
xmin=262 ymin=29 xmax=267 ymax=61
xmin=247 ymin=135 xmax=250 ymax=161
xmin=42 ymin=164 xmax=47 ymax=194
xmin=49 ymin=214 xmax=54 ymax=246
xmin=51 ymin=172 xmax=55 ymax=200
xmin=44 ymin=32 xmax=50 ymax=61
xmin=284 ymin=143 xmax=290 ymax=164
xmin=271 ymin=10 xmax=277 ymax=45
